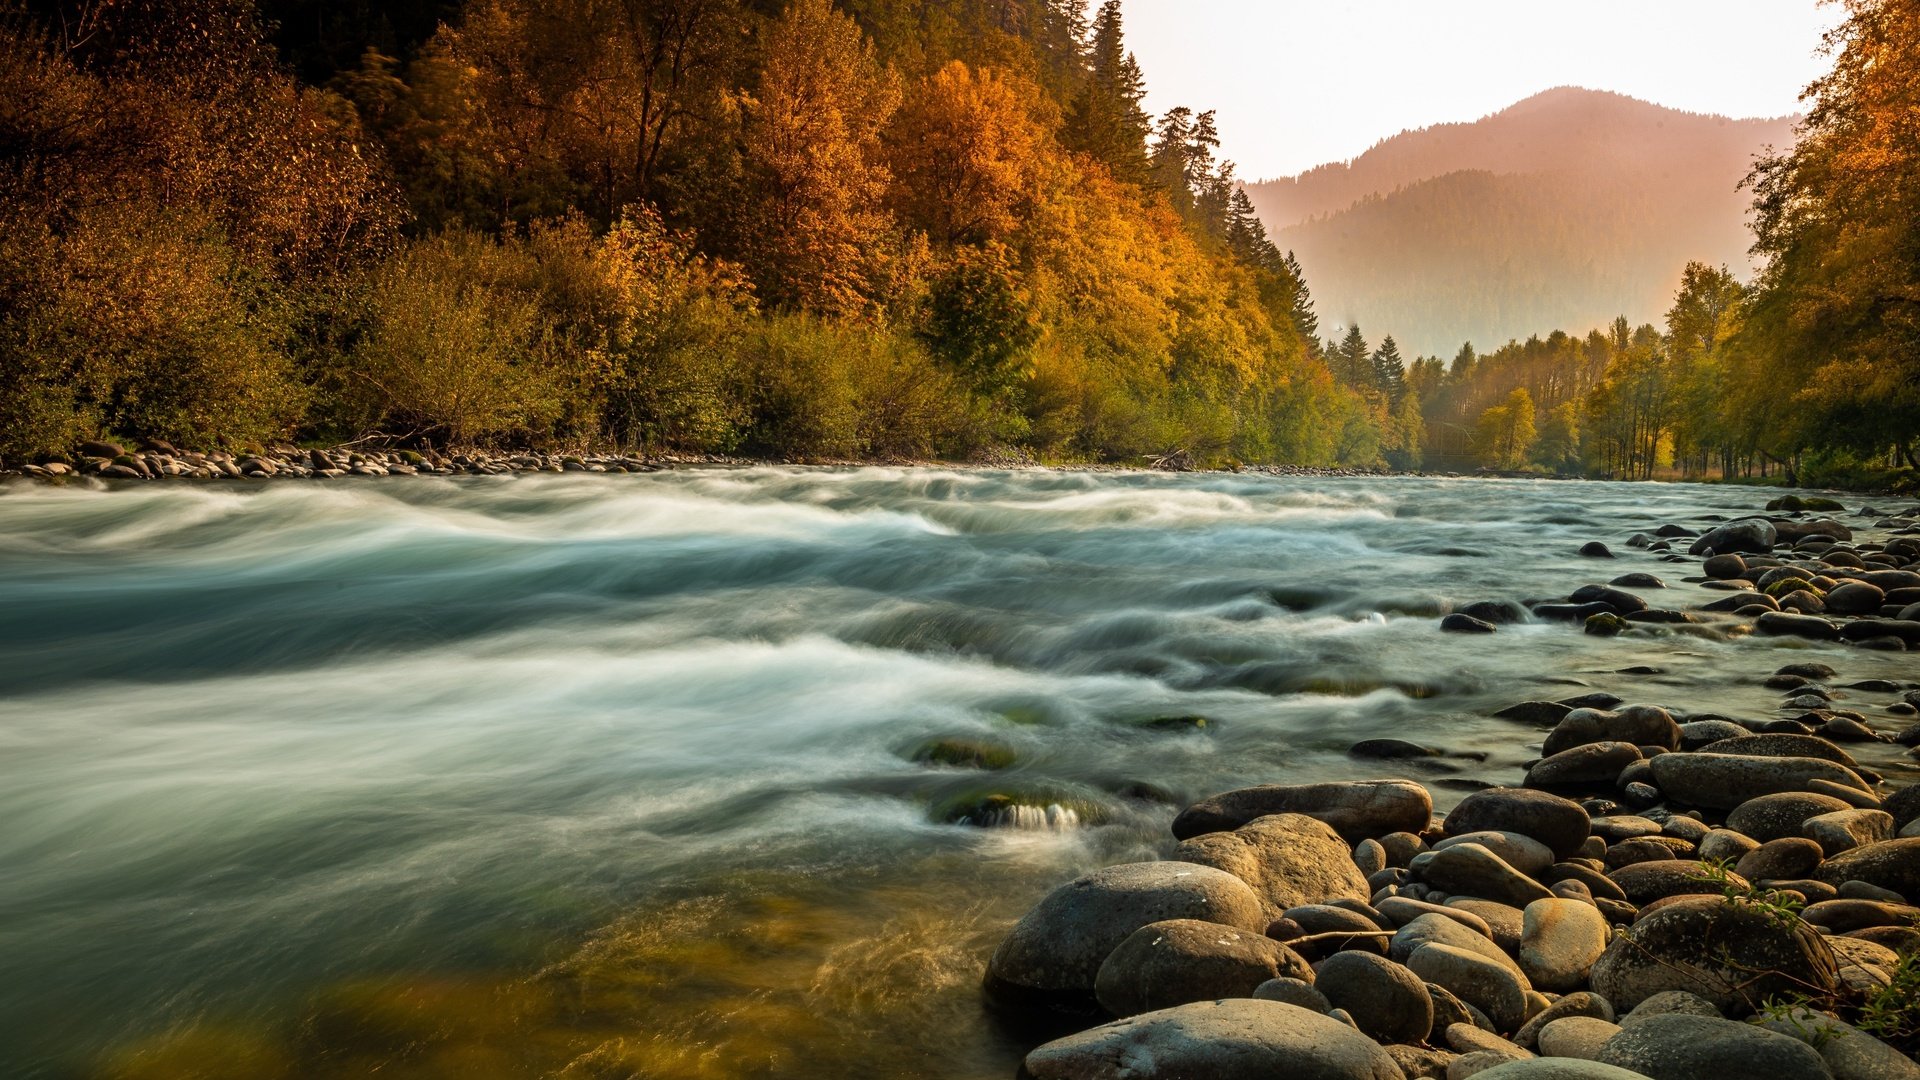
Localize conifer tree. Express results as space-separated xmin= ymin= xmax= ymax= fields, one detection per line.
xmin=1371 ymin=336 xmax=1406 ymax=403
xmin=1063 ymin=0 xmax=1149 ymax=183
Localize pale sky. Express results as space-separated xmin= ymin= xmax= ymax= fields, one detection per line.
xmin=1122 ymin=1 xmax=1843 ymax=179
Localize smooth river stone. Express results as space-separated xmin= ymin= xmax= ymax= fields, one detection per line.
xmin=1022 ymin=998 xmax=1406 ymax=1080
xmin=986 ymin=861 xmax=1267 ymax=1006
xmin=1433 ymin=831 xmax=1557 ymax=875
xmin=1172 ymin=812 xmax=1372 ymax=919
xmin=1756 ymin=1005 xmax=1920 ymax=1080
xmin=1519 ymin=898 xmax=1609 ymax=993
xmin=1409 ymin=941 xmax=1533 ymax=1034
xmin=1444 ymin=787 xmax=1593 ymax=860
xmin=1596 ymin=1013 xmax=1832 ymax=1080
xmin=1172 ymin=779 xmax=1433 ymax=842
xmin=1802 ymin=809 xmax=1894 ymax=856
xmin=1412 ymin=843 xmax=1555 ymax=908
xmin=1817 ymin=837 xmax=1920 ymax=897
xmin=1313 ymin=950 xmax=1434 ymax=1045
xmin=1094 ymin=918 xmax=1311 ymax=1016
xmin=1647 ymin=752 xmax=1870 ymax=810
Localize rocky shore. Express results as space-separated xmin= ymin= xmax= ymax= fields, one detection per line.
xmin=1 ymin=439 xmax=1482 ymax=482
xmin=989 ymin=499 xmax=1920 ymax=1080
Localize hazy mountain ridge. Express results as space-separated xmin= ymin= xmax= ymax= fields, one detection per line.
xmin=1242 ymin=87 xmax=1798 ymax=356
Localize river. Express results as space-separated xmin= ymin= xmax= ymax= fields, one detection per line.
xmin=0 ymin=468 xmax=1903 ymax=1079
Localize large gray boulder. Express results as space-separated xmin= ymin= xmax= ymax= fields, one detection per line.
xmin=1648 ymin=752 xmax=1870 ymax=810
xmin=1022 ymin=998 xmax=1409 ymax=1080
xmin=1587 ymin=896 xmax=1839 ymax=1014
xmin=1595 ymin=1013 xmax=1833 ymax=1080
xmin=986 ymin=861 xmax=1267 ymax=1008
xmin=1817 ymin=837 xmax=1920 ymax=896
xmin=1173 ymin=812 xmax=1372 ymax=918
xmin=1445 ymin=788 xmax=1593 ymax=860
xmin=1173 ymin=780 xmax=1433 ymax=842
xmin=1094 ymin=918 xmax=1311 ymax=1016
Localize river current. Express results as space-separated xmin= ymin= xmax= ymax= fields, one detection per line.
xmin=0 ymin=468 xmax=1904 ymax=1079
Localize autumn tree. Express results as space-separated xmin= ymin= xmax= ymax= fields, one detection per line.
xmin=886 ymin=61 xmax=1044 ymax=246
xmin=1472 ymin=386 xmax=1537 ymax=469
xmin=741 ymin=0 xmax=902 ymax=315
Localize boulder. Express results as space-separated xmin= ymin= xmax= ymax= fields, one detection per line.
xmin=1537 ymin=1016 xmax=1623 ymax=1061
xmin=1733 ymin=837 xmax=1824 ymax=882
xmin=1519 ymin=898 xmax=1610 ymax=993
xmin=1409 ymin=941 xmax=1534 ymax=1033
xmin=1689 ymin=520 xmax=1777 ymax=557
xmin=1607 ymin=861 xmax=1743 ymax=906
xmin=1587 ymin=896 xmax=1839 ymax=1014
xmin=1648 ymin=753 xmax=1869 ymax=810
xmin=1817 ymin=837 xmax=1920 ymax=897
xmin=1412 ymin=843 xmax=1556 ymax=908
xmin=1544 ymin=707 xmax=1681 ymax=756
xmin=1468 ymin=1063 xmax=1655 ymax=1080
xmin=1513 ymin=992 xmax=1616 ymax=1051
xmin=1595 ymin=1013 xmax=1833 ymax=1080
xmin=1434 ymin=832 xmax=1557 ymax=876
xmin=1315 ymin=951 xmax=1435 ymax=1044
xmin=1094 ymin=918 xmax=1312 ymax=1016
xmin=1803 ymin=809 xmax=1894 ymax=856
xmin=1174 ymin=780 xmax=1433 ymax=842
xmin=1527 ymin=743 xmax=1643 ymax=789
xmin=1253 ymin=976 xmax=1333 ymax=1013
xmin=1755 ymin=1005 xmax=1920 ymax=1080
xmin=1391 ymin=912 xmax=1526 ymax=980
xmin=1826 ymin=581 xmax=1886 ymax=615
xmin=1696 ymin=733 xmax=1857 ymax=767
xmin=986 ymin=861 xmax=1268 ymax=1008
xmin=1727 ymin=791 xmax=1860 ymax=842
xmin=1174 ymin=813 xmax=1373 ymax=918
xmin=1022 ymin=998 xmax=1407 ymax=1080
xmin=1446 ymin=788 xmax=1593 ymax=860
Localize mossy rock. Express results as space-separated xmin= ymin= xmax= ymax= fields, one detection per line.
xmin=1585 ymin=612 xmax=1629 ymax=636
xmin=1139 ymin=714 xmax=1212 ymax=732
xmin=1768 ymin=495 xmax=1806 ymax=511
xmin=398 ymin=449 xmax=426 ymax=466
xmin=1764 ymin=577 xmax=1820 ymax=599
xmin=912 ymin=737 xmax=1016 ymax=770
xmin=1802 ymin=497 xmax=1845 ymax=511
xmin=931 ymin=784 xmax=1108 ymax=828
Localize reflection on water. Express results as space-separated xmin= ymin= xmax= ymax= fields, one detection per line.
xmin=0 ymin=468 xmax=1904 ymax=1078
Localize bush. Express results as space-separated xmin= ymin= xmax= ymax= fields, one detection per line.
xmin=0 ymin=209 xmax=304 ymax=457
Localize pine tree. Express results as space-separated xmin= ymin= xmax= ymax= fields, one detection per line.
xmin=1371 ymin=335 xmax=1406 ymax=403
xmin=1335 ymin=325 xmax=1371 ymax=389
xmin=1283 ymin=251 xmax=1319 ymax=349
xmin=1063 ymin=0 xmax=1149 ymax=183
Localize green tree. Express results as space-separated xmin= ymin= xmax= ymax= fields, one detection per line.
xmin=1062 ymin=0 xmax=1149 ymax=184
xmin=1472 ymin=386 xmax=1537 ymax=469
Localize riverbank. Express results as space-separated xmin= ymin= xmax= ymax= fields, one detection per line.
xmin=995 ymin=497 xmax=1920 ymax=1079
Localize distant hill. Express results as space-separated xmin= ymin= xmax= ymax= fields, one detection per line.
xmin=1242 ymin=87 xmax=1797 ymax=357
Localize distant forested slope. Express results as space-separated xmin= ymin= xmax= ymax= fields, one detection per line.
xmin=1242 ymin=88 xmax=1796 ymax=356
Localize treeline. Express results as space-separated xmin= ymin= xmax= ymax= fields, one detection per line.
xmin=1324 ymin=0 xmax=1919 ymax=492
xmin=0 ymin=0 xmax=1379 ymax=467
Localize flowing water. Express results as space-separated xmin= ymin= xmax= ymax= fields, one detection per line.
xmin=1 ymin=468 xmax=1910 ymax=1080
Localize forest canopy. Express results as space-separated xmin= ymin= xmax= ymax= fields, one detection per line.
xmin=0 ymin=0 xmax=1359 ymax=467
xmin=0 ymin=0 xmax=1914 ymax=488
